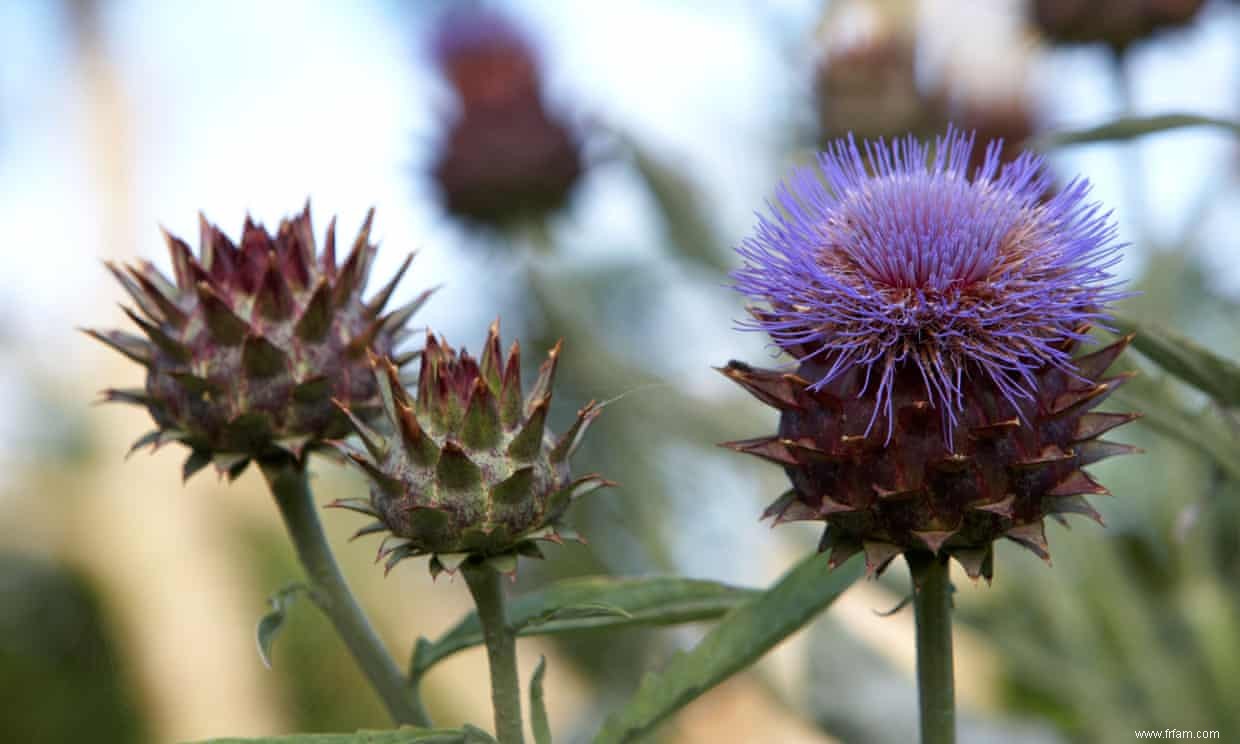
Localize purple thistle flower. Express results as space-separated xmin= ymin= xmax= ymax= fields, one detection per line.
xmin=734 ymin=128 xmax=1125 ymax=447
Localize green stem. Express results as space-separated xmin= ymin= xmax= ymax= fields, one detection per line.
xmin=462 ymin=561 xmax=525 ymax=744
xmin=910 ymin=552 xmax=955 ymax=744
xmin=260 ymin=458 xmax=429 ymax=727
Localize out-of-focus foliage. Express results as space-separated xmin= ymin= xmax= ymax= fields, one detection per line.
xmin=410 ymin=576 xmax=759 ymax=686
xmin=595 ymin=554 xmax=862 ymax=743
xmin=0 ymin=554 xmax=147 ymax=743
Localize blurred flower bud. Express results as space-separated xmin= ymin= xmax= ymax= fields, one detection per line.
xmin=1032 ymin=0 xmax=1206 ymax=50
xmin=429 ymin=8 xmax=585 ymax=231
xmin=813 ymin=0 xmax=944 ymax=143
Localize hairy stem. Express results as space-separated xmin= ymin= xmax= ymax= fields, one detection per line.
xmin=910 ymin=552 xmax=955 ymax=744
xmin=462 ymin=561 xmax=525 ymax=744
xmin=260 ymin=458 xmax=429 ymax=726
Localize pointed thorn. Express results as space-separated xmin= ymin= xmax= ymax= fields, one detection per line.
xmin=772 ymin=499 xmax=821 ymax=524
xmin=862 ymin=541 xmax=903 ymax=576
xmin=98 ymin=387 xmax=152 ymax=407
xmin=125 ymin=430 xmax=161 ymax=459
xmin=182 ymin=450 xmax=211 ymax=482
xmin=84 ymin=329 xmax=153 ymax=367
xmin=350 ymin=521 xmax=389 ymax=541
xmin=1013 ymin=444 xmax=1075 ymax=469
xmin=365 ymin=252 xmax=415 ymax=318
xmin=1049 ymin=469 xmax=1110 ymax=497
xmin=125 ymin=265 xmax=187 ymax=327
xmin=550 ymin=400 xmax=602 ymax=463
xmin=120 ymin=306 xmax=188 ymax=362
xmin=1074 ymin=411 xmax=1141 ymax=441
xmin=950 ymin=545 xmax=994 ymax=582
xmin=1075 ymin=439 xmax=1142 ymax=466
xmin=380 ymin=285 xmax=439 ymax=334
xmin=1049 ymin=495 xmax=1105 ymax=526
xmin=912 ymin=530 xmax=956 ymax=554
xmin=760 ymin=491 xmax=797 ymax=522
xmin=718 ymin=436 xmax=797 ymax=465
xmin=325 ymin=497 xmax=381 ymax=518
xmin=1005 ymin=522 xmax=1051 ymax=562
xmin=526 ymin=340 xmax=563 ymax=414
xmin=716 ymin=360 xmax=804 ymax=410
xmin=1048 ymin=372 xmax=1135 ymax=418
xmin=972 ymin=494 xmax=1016 ymax=519
xmin=1074 ymin=334 xmax=1134 ymax=380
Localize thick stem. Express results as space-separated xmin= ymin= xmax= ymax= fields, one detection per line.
xmin=260 ymin=459 xmax=429 ymax=727
xmin=462 ymin=562 xmax=525 ymax=744
xmin=910 ymin=552 xmax=955 ymax=744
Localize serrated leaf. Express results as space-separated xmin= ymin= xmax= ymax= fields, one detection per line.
xmin=188 ymin=727 xmax=496 ymax=744
xmin=530 ymin=655 xmax=552 ymax=744
xmin=409 ymin=576 xmax=758 ymax=683
xmin=592 ymin=553 xmax=862 ymax=744
xmin=255 ymin=583 xmax=314 ymax=670
xmin=1112 ymin=316 xmax=1240 ymax=407
xmin=1032 ymin=113 xmax=1240 ymax=150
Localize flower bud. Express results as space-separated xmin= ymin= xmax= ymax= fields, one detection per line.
xmin=332 ymin=322 xmax=610 ymax=577
xmin=88 ymin=205 xmax=430 ymax=479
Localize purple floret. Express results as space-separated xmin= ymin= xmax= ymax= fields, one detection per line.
xmin=734 ymin=127 xmax=1126 ymax=443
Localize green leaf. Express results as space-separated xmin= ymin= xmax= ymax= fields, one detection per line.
xmin=1114 ymin=384 xmax=1240 ymax=483
xmin=410 ymin=576 xmax=758 ymax=683
xmin=190 ymin=725 xmax=497 ymax=744
xmin=526 ymin=602 xmax=632 ymax=627
xmin=1112 ymin=316 xmax=1240 ymax=407
xmin=1031 ymin=113 xmax=1240 ymax=150
xmin=592 ymin=553 xmax=863 ymax=744
xmin=530 ymin=655 xmax=552 ymax=744
xmin=255 ymin=583 xmax=316 ymax=670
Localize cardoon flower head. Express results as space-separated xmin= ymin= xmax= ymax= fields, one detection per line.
xmin=87 ymin=205 xmax=432 ymax=480
xmin=331 ymin=322 xmax=611 ymax=578
xmin=724 ymin=129 xmax=1137 ymax=579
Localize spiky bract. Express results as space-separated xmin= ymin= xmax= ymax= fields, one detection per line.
xmin=727 ymin=129 xmax=1136 ymax=578
xmin=88 ymin=205 xmax=431 ymax=480
xmin=723 ymin=334 xmax=1137 ymax=580
xmin=332 ymin=323 xmax=609 ymax=578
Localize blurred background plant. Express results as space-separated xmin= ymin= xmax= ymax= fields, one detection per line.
xmin=2 ymin=0 xmax=1239 ymax=742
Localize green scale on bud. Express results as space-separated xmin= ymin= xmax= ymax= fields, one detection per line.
xmin=87 ymin=204 xmax=433 ymax=480
xmin=331 ymin=322 xmax=612 ymax=578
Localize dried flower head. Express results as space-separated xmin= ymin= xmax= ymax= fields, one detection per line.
xmin=725 ymin=129 xmax=1136 ymax=579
